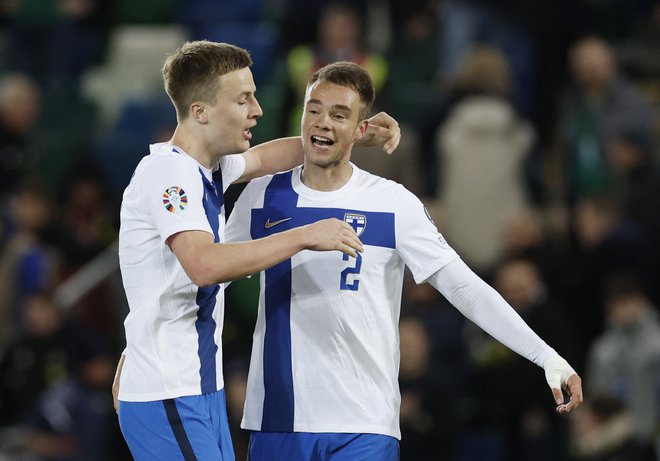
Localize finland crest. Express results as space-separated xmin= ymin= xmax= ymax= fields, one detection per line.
xmin=344 ymin=213 xmax=366 ymax=237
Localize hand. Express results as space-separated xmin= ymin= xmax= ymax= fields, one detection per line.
xmin=112 ymin=354 xmax=126 ymax=415
xmin=544 ymin=353 xmax=583 ymax=414
xmin=303 ymin=218 xmax=363 ymax=258
xmin=357 ymin=111 xmax=401 ymax=154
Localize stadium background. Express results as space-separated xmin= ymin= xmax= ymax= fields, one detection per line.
xmin=0 ymin=0 xmax=658 ymax=459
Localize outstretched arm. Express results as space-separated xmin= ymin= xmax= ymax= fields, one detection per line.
xmin=237 ymin=112 xmax=401 ymax=182
xmin=428 ymin=258 xmax=583 ymax=413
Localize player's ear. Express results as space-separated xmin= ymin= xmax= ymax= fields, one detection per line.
xmin=191 ymin=102 xmax=207 ymax=124
xmin=355 ymin=119 xmax=369 ymax=139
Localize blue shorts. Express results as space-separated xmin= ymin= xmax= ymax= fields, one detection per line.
xmin=119 ymin=389 xmax=234 ymax=461
xmin=248 ymin=431 xmax=399 ymax=461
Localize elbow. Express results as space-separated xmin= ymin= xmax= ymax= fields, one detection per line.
xmin=187 ymin=264 xmax=225 ymax=287
xmin=192 ymin=275 xmax=216 ymax=288
xmin=188 ymin=270 xmax=212 ymax=288
xmin=190 ymin=262 xmax=240 ymax=287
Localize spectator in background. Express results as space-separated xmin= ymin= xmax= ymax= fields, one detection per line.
xmin=0 ymin=293 xmax=79 ymax=428
xmin=568 ymin=395 xmax=657 ymax=461
xmin=501 ymin=209 xmax=569 ymax=303
xmin=0 ymin=73 xmax=41 ymax=201
xmin=551 ymin=36 xmax=656 ymax=207
xmin=276 ymin=0 xmax=368 ymax=55
xmin=463 ymin=256 xmax=580 ymax=461
xmin=53 ymin=172 xmax=117 ymax=273
xmin=604 ymin=127 xmax=660 ymax=306
xmin=382 ymin=0 xmax=440 ymax=131
xmin=42 ymin=170 xmax=120 ymax=344
xmin=15 ymin=344 xmax=118 ymax=461
xmin=568 ymin=194 xmax=651 ymax=345
xmin=399 ymin=313 xmax=464 ymax=461
xmin=0 ymin=181 xmax=60 ymax=344
xmin=0 ymin=0 xmax=111 ymax=87
xmin=584 ymin=274 xmax=660 ymax=450
xmin=424 ymin=47 xmax=536 ymax=275
xmin=615 ymin=0 xmax=660 ymax=92
xmin=284 ymin=1 xmax=388 ymax=135
xmin=436 ymin=0 xmax=535 ymax=115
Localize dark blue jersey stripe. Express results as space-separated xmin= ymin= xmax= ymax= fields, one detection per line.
xmin=195 ymin=167 xmax=223 ymax=394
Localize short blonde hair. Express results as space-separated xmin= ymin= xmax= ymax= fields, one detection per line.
xmin=162 ymin=40 xmax=252 ymax=119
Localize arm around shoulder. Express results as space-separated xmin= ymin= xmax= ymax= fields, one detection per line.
xmin=238 ymin=137 xmax=303 ymax=183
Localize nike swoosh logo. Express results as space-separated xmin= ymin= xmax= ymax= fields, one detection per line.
xmin=265 ymin=217 xmax=293 ymax=229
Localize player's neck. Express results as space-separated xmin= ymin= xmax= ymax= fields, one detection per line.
xmin=169 ymin=126 xmax=219 ymax=170
xmin=300 ymin=161 xmax=353 ymax=192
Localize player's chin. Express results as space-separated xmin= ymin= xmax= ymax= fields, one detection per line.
xmin=235 ymin=139 xmax=251 ymax=153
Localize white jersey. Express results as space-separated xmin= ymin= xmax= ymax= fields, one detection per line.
xmin=118 ymin=142 xmax=245 ymax=402
xmin=225 ymin=164 xmax=459 ymax=439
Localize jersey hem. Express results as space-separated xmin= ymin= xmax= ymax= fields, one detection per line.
xmin=241 ymin=420 xmax=401 ymax=440
xmin=118 ymin=384 xmax=224 ymax=402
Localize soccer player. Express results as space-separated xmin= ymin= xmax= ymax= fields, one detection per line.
xmin=113 ymin=41 xmax=400 ymax=460
xmin=224 ymin=61 xmax=583 ymax=460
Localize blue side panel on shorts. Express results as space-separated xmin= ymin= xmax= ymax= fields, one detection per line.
xmin=250 ymin=171 xmax=396 ymax=431
xmin=164 ymin=400 xmax=198 ymax=460
xmin=120 ymin=390 xmax=235 ymax=461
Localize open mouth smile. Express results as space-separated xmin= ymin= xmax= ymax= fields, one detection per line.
xmin=311 ymin=135 xmax=334 ymax=147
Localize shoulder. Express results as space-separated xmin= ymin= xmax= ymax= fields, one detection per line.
xmin=356 ymin=166 xmax=414 ymax=203
xmin=354 ymin=165 xmax=399 ymax=190
xmin=244 ymin=171 xmax=277 ymax=194
xmin=236 ymin=172 xmax=279 ymax=209
xmin=135 ymin=149 xmax=199 ymax=185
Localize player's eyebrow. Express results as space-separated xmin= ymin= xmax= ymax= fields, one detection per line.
xmin=306 ymin=99 xmax=352 ymax=113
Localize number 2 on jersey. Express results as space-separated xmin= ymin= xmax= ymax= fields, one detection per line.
xmin=340 ymin=253 xmax=362 ymax=291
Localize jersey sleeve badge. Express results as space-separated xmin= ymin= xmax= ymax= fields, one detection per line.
xmin=163 ymin=186 xmax=188 ymax=213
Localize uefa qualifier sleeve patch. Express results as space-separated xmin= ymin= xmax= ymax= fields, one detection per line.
xmin=163 ymin=186 xmax=188 ymax=213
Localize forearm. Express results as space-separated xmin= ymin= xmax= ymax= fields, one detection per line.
xmin=215 ymin=229 xmax=309 ymax=282
xmin=181 ymin=227 xmax=309 ymax=286
xmin=428 ymin=259 xmax=554 ymax=367
xmin=239 ymin=137 xmax=303 ymax=182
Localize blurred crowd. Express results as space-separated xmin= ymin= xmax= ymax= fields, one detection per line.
xmin=0 ymin=0 xmax=658 ymax=460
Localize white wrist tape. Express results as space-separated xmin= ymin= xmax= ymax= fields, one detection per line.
xmin=543 ymin=353 xmax=576 ymax=389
